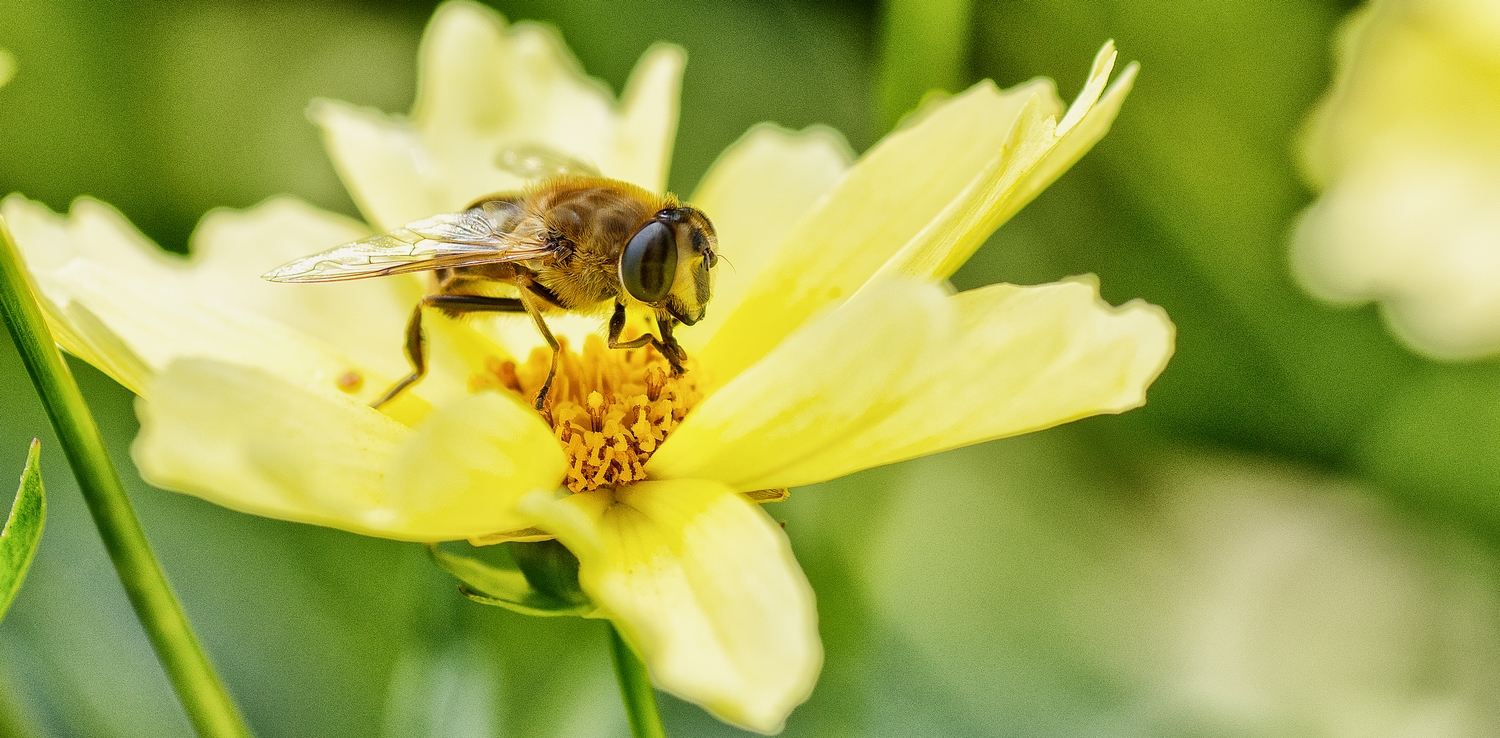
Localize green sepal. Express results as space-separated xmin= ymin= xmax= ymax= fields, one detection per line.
xmin=0 ymin=439 xmax=45 ymax=622
xmin=510 ymin=539 xmax=588 ymax=605
xmin=427 ymin=542 xmax=593 ymax=618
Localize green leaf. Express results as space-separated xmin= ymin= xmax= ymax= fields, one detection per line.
xmin=0 ymin=439 xmax=44 ymax=622
xmin=426 ymin=544 xmax=593 ymax=618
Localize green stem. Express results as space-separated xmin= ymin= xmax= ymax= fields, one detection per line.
xmin=0 ymin=218 xmax=253 ymax=738
xmin=610 ymin=625 xmax=666 ymax=738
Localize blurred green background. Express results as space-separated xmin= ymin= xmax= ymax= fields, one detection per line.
xmin=5 ymin=0 xmax=1500 ymax=736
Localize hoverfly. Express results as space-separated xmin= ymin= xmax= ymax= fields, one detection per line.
xmin=264 ymin=150 xmax=718 ymax=409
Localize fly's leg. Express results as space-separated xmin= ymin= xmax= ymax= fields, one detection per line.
xmin=606 ymin=303 xmax=686 ymax=376
xmin=607 ymin=302 xmax=652 ymax=349
xmin=371 ymin=304 xmax=428 ymax=409
xmin=515 ymin=284 xmax=560 ymax=410
xmin=370 ymin=294 xmax=525 ymax=409
xmin=656 ymin=318 xmax=687 ymax=376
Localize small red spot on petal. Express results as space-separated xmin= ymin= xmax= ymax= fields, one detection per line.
xmin=336 ymin=371 xmax=364 ymax=393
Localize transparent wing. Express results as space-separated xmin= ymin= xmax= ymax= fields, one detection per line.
xmin=495 ymin=143 xmax=602 ymax=181
xmin=262 ymin=209 xmax=553 ymax=283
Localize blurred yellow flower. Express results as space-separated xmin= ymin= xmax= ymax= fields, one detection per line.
xmin=0 ymin=50 xmax=14 ymax=88
xmin=1295 ymin=0 xmax=1500 ymax=359
xmin=1 ymin=2 xmax=1172 ymax=732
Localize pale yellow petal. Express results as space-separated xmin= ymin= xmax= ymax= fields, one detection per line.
xmin=47 ymin=299 xmax=154 ymax=394
xmin=694 ymin=66 xmax=1089 ymax=385
xmin=0 ymin=199 xmax=153 ymax=390
xmin=416 ymin=7 xmax=682 ymax=192
xmin=133 ymin=359 xmax=422 ymax=539
xmin=520 ymin=479 xmax=820 ymax=734
xmin=612 ymin=43 xmax=687 ymax=193
xmin=1016 ymin=62 xmax=1134 ymax=183
xmin=1292 ymin=0 xmax=1500 ymax=359
xmin=3 ymin=196 xmax=392 ymax=400
xmin=677 ymin=124 xmax=853 ymax=354
xmin=767 ymin=277 xmax=1175 ymax=488
xmin=308 ymin=99 xmax=445 ymax=231
xmin=868 ymin=44 xmax=1136 ymax=283
xmin=315 ymin=1 xmax=684 ymax=229
xmin=189 ymin=197 xmax=422 ymax=379
xmin=656 ymin=278 xmax=1172 ymax=491
xmin=649 ymin=281 xmax=952 ymax=489
xmin=0 ymin=50 xmax=13 ymax=87
xmin=3 ymin=195 xmax=181 ymax=279
xmin=385 ymin=390 xmax=566 ymax=537
xmin=55 ymin=261 xmax=378 ymax=395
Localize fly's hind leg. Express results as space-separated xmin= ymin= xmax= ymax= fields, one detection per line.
xmin=370 ymin=294 xmax=526 ymax=409
xmin=607 ymin=303 xmax=686 ymax=375
xmin=371 ymin=304 xmax=428 ymax=409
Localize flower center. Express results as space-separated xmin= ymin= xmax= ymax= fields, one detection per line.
xmin=470 ymin=335 xmax=702 ymax=493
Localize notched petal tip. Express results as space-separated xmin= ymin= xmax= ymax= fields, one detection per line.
xmin=1057 ymin=42 xmax=1117 ymax=135
xmin=698 ymin=46 xmax=1139 ymax=379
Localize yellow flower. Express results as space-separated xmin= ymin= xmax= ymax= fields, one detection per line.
xmin=1295 ymin=0 xmax=1500 ymax=360
xmin=1 ymin=2 xmax=1172 ymax=732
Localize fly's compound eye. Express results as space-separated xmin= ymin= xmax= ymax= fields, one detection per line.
xmin=621 ymin=220 xmax=677 ymax=303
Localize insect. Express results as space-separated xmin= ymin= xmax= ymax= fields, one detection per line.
xmin=263 ymin=166 xmax=718 ymax=410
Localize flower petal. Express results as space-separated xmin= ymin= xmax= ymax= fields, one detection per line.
xmin=137 ymin=360 xmax=558 ymax=541
xmin=695 ymin=46 xmax=1130 ymax=385
xmin=308 ymin=100 xmax=442 ymax=232
xmin=649 ymin=281 xmax=951 ymax=488
xmin=612 ymin=43 xmax=687 ymax=195
xmin=767 ymin=277 xmax=1174 ymax=488
xmin=3 ymin=196 xmax=389 ymax=400
xmin=3 ymin=194 xmax=179 ymax=277
xmin=314 ymin=1 xmax=684 ymax=230
xmin=133 ymin=359 xmax=418 ymax=538
xmin=1292 ymin=153 xmax=1500 ymax=360
xmin=677 ymin=124 xmax=853 ymax=354
xmin=187 ymin=197 xmax=422 ymax=379
xmin=871 ymin=46 xmax=1138 ymax=282
xmin=385 ymin=390 xmax=566 ymax=538
xmin=654 ymin=278 xmax=1173 ymax=491
xmin=520 ymin=479 xmax=820 ymax=734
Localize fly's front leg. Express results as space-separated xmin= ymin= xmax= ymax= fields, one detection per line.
xmin=370 ymin=294 xmax=526 ymax=409
xmin=607 ymin=302 xmax=653 ymax=349
xmin=605 ymin=303 xmax=686 ymax=376
xmin=656 ymin=317 xmax=687 ymax=376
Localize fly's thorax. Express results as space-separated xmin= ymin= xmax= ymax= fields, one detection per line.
xmin=528 ymin=177 xmax=669 ymax=255
xmin=524 ymin=177 xmax=674 ymax=310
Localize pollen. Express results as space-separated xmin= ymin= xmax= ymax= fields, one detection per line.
xmin=470 ymin=335 xmax=702 ymax=493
